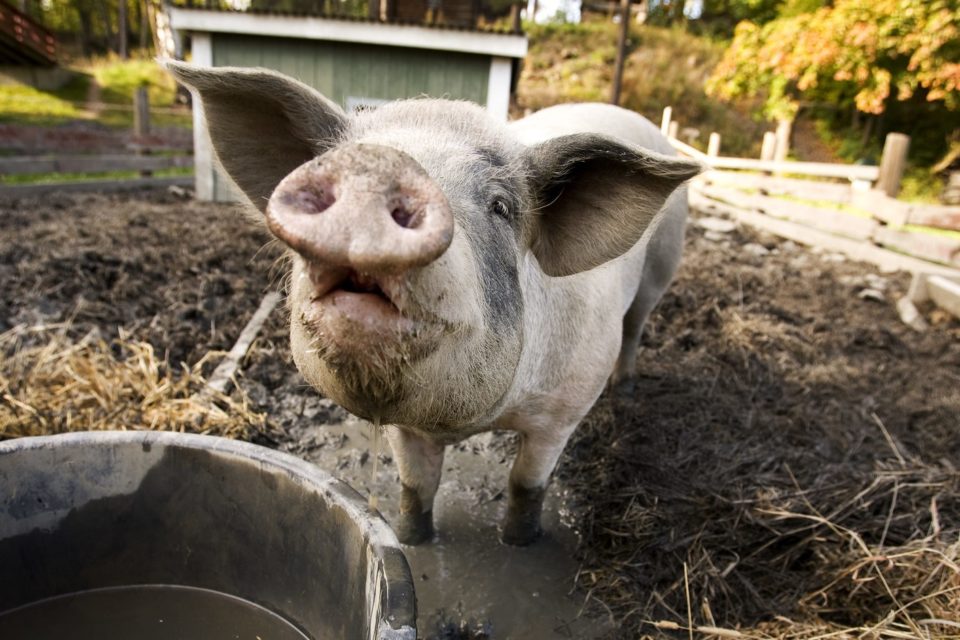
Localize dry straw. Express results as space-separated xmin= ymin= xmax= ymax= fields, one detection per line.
xmin=0 ymin=323 xmax=270 ymax=440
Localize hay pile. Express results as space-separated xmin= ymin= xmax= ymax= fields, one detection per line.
xmin=558 ymin=225 xmax=960 ymax=638
xmin=0 ymin=324 xmax=270 ymax=440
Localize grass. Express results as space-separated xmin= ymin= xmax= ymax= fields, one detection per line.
xmin=518 ymin=19 xmax=767 ymax=157
xmin=0 ymin=85 xmax=83 ymax=125
xmin=0 ymin=167 xmax=193 ymax=186
xmin=0 ymin=54 xmax=190 ymax=129
xmin=0 ymin=325 xmax=268 ymax=440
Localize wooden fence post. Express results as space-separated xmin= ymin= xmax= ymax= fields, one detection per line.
xmin=707 ymin=132 xmax=721 ymax=157
xmin=760 ymin=132 xmax=776 ymax=161
xmin=876 ymin=133 xmax=911 ymax=198
xmin=774 ymin=118 xmax=792 ymax=163
xmin=134 ymin=86 xmax=152 ymax=177
xmin=660 ymin=106 xmax=672 ymax=137
xmin=133 ymin=86 xmax=150 ymax=138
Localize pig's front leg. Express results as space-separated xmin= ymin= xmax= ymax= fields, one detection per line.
xmin=385 ymin=426 xmax=445 ymax=545
xmin=502 ymin=423 xmax=577 ymax=546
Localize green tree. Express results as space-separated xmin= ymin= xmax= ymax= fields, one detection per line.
xmin=707 ymin=0 xmax=960 ymax=160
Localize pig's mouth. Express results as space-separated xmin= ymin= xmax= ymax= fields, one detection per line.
xmin=298 ymin=262 xmax=444 ymax=347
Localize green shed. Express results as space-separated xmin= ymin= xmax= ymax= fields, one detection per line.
xmin=169 ymin=5 xmax=527 ymax=201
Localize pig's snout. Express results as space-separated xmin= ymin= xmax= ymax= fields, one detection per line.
xmin=266 ymin=144 xmax=454 ymax=274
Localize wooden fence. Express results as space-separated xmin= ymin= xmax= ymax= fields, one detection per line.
xmin=0 ymin=89 xmax=194 ymax=197
xmin=662 ymin=107 xmax=960 ymax=272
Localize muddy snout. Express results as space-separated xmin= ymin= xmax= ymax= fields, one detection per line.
xmin=266 ymin=143 xmax=454 ymax=277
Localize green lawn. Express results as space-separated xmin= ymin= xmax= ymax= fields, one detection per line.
xmin=0 ymin=167 xmax=193 ymax=186
xmin=0 ymin=55 xmax=191 ymax=129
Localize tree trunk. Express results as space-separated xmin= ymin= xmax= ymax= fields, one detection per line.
xmin=610 ymin=0 xmax=630 ymax=106
xmin=77 ymin=4 xmax=94 ymax=56
xmin=118 ymin=0 xmax=128 ymax=59
xmin=139 ymin=0 xmax=149 ymax=50
xmin=98 ymin=0 xmax=114 ymax=54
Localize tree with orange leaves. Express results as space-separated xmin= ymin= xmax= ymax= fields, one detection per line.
xmin=707 ymin=0 xmax=960 ymax=127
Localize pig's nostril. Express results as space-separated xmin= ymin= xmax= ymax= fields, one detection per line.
xmin=390 ymin=205 xmax=417 ymax=229
xmin=285 ymin=188 xmax=334 ymax=215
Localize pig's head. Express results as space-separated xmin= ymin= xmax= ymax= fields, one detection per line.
xmin=165 ymin=62 xmax=700 ymax=430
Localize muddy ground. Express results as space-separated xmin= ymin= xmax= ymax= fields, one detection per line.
xmin=2 ymin=189 xmax=958 ymax=638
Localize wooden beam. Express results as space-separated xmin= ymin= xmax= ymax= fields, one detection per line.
xmin=707 ymin=132 xmax=721 ymax=158
xmin=202 ymin=291 xmax=282 ymax=396
xmin=0 ymin=154 xmax=193 ymax=175
xmin=0 ymin=176 xmax=193 ymax=197
xmin=700 ymin=156 xmax=879 ymax=181
xmin=688 ymin=184 xmax=960 ymax=278
xmin=698 ymin=183 xmax=877 ymax=240
xmin=705 ymin=171 xmax=852 ymax=204
xmin=873 ymin=227 xmax=960 ymax=268
xmin=876 ymin=133 xmax=910 ymax=198
xmin=928 ymin=276 xmax=960 ymax=319
xmin=133 ymin=86 xmax=150 ymax=138
xmin=660 ymin=106 xmax=672 ymax=137
xmin=760 ymin=132 xmax=777 ymax=162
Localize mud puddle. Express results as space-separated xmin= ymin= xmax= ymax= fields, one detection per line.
xmin=285 ymin=412 xmax=611 ymax=638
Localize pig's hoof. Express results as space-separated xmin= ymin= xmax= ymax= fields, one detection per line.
xmin=501 ymin=483 xmax=546 ymax=546
xmin=396 ymin=510 xmax=433 ymax=545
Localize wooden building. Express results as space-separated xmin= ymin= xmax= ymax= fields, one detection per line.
xmin=168 ymin=1 xmax=527 ymax=200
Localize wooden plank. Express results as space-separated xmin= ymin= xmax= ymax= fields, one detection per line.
xmin=876 ymin=133 xmax=910 ymax=198
xmin=0 ymin=154 xmax=193 ymax=175
xmin=850 ymin=189 xmax=909 ymax=226
xmin=704 ymin=171 xmax=852 ymax=204
xmin=56 ymin=154 xmax=193 ymax=173
xmin=698 ymin=183 xmax=877 ymax=240
xmin=667 ymin=136 xmax=706 ymax=160
xmin=704 ymin=156 xmax=880 ymax=181
xmin=927 ymin=276 xmax=960 ymax=320
xmin=688 ymin=185 xmax=960 ymax=278
xmin=904 ymin=204 xmax=960 ymax=232
xmin=0 ymin=176 xmax=194 ymax=197
xmin=707 ymin=132 xmax=721 ymax=158
xmin=873 ymin=227 xmax=960 ymax=268
xmin=202 ymin=291 xmax=282 ymax=396
xmin=0 ymin=157 xmax=57 ymax=174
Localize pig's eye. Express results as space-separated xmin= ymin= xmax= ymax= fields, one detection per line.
xmin=491 ymin=199 xmax=510 ymax=219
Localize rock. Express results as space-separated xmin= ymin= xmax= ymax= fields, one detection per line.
xmin=743 ymin=243 xmax=770 ymax=257
xmin=695 ymin=217 xmax=737 ymax=233
xmin=858 ymin=288 xmax=886 ymax=302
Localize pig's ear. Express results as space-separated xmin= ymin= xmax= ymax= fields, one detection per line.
xmin=525 ymin=134 xmax=702 ymax=277
xmin=162 ymin=60 xmax=347 ymax=211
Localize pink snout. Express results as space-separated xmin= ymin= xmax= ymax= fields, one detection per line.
xmin=266 ymin=144 xmax=454 ymax=275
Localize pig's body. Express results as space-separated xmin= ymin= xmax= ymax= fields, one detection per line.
xmin=166 ymin=61 xmax=700 ymax=545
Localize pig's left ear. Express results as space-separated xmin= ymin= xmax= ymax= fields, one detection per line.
xmin=525 ymin=134 xmax=702 ymax=277
xmin=162 ymin=60 xmax=348 ymax=211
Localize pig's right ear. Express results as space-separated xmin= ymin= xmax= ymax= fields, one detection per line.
xmin=162 ymin=60 xmax=347 ymax=211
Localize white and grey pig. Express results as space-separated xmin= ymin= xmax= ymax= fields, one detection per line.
xmin=165 ymin=61 xmax=701 ymax=546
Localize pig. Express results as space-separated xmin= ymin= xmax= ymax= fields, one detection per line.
xmin=164 ymin=61 xmax=701 ymax=546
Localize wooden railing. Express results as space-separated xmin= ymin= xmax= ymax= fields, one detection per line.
xmin=0 ymin=1 xmax=56 ymax=65
xmin=0 ymin=154 xmax=193 ymax=175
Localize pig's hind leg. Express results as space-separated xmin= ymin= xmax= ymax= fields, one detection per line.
xmin=386 ymin=426 xmax=446 ymax=545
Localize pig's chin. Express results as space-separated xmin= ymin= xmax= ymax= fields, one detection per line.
xmin=289 ymin=271 xmax=449 ymax=420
